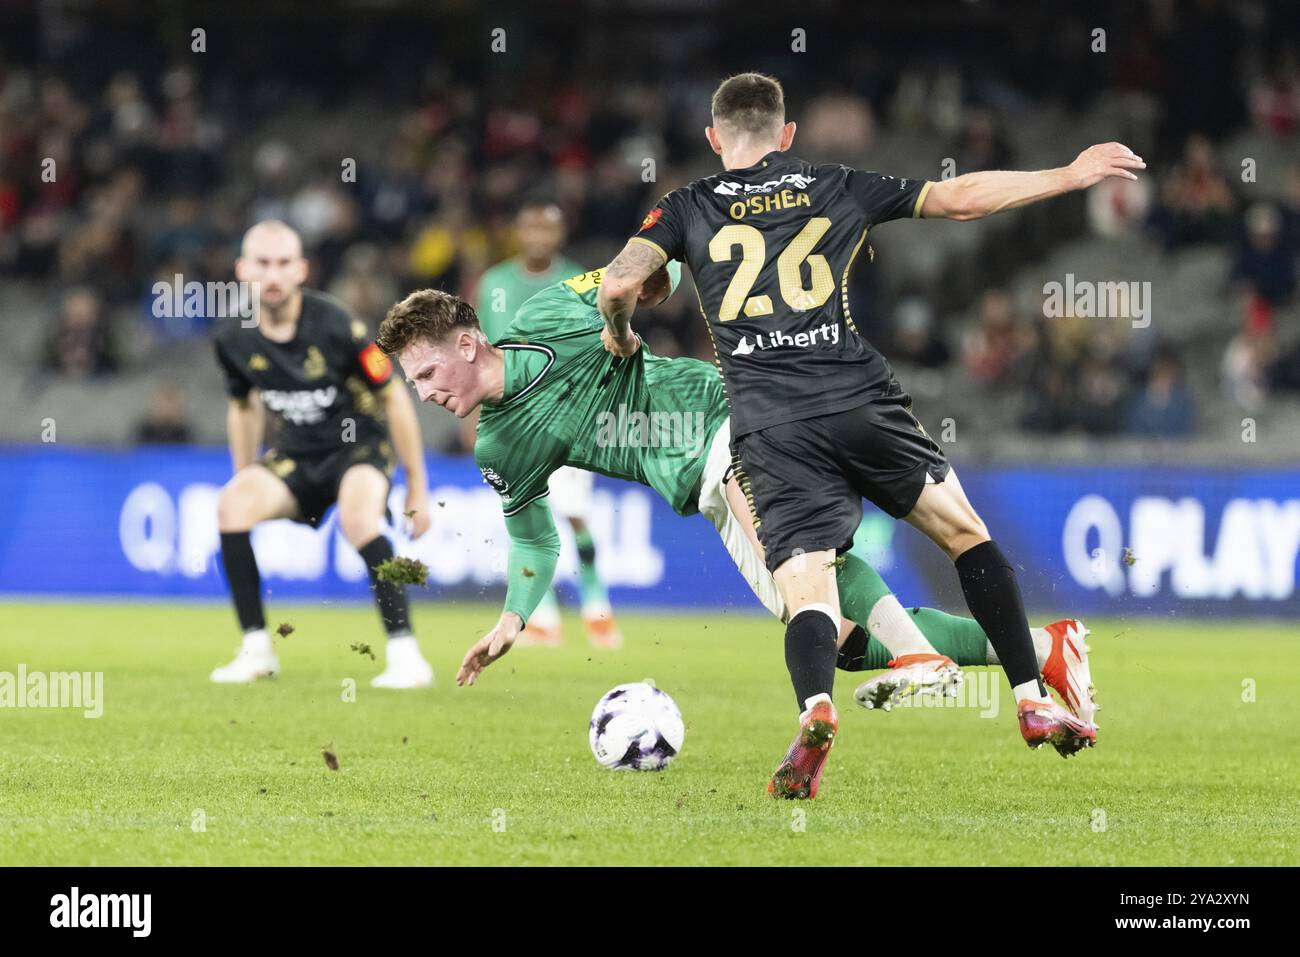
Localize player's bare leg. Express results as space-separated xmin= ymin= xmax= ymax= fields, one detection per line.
xmin=767 ymin=549 xmax=841 ymax=799
xmin=720 ymin=473 xmax=959 ymax=710
xmin=905 ymin=467 xmax=1096 ymax=756
xmin=212 ymin=465 xmax=298 ymax=682
xmin=337 ymin=463 xmax=432 ymax=689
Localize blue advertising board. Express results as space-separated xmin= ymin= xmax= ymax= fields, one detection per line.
xmin=1 ymin=447 xmax=1297 ymax=618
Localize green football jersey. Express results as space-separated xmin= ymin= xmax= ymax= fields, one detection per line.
xmin=475 ymin=268 xmax=727 ymax=519
xmin=475 ymin=255 xmax=585 ymax=342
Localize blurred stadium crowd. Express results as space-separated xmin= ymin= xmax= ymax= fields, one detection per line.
xmin=0 ymin=0 xmax=1297 ymax=454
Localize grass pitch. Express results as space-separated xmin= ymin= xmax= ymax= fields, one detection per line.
xmin=1 ymin=601 xmax=1296 ymax=866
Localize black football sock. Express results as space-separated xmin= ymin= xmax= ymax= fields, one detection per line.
xmin=785 ymin=608 xmax=838 ymax=712
xmin=954 ymin=540 xmax=1044 ymax=694
xmin=836 ymin=624 xmax=871 ymax=672
xmin=220 ymin=531 xmax=265 ymax=633
xmin=359 ymin=535 xmax=413 ymax=638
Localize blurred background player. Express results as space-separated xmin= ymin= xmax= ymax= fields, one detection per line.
xmin=211 ymin=220 xmax=435 ymax=686
xmin=474 ymin=201 xmax=620 ymax=649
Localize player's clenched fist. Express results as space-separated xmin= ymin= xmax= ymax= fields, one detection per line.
xmin=601 ymin=324 xmax=641 ymax=358
xmin=1067 ymin=142 xmax=1146 ymax=190
xmin=456 ymin=611 xmax=522 ymax=686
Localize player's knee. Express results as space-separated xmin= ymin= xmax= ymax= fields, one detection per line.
xmin=338 ymin=507 xmax=380 ymax=548
xmin=216 ymin=481 xmax=255 ymax=532
xmin=942 ymin=514 xmax=989 ymax=560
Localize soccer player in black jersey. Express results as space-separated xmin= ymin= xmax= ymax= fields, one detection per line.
xmin=598 ymin=73 xmax=1144 ymax=798
xmin=211 ymin=221 xmax=434 ymax=687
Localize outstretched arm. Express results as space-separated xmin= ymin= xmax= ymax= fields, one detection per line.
xmin=921 ymin=142 xmax=1145 ymax=222
xmin=596 ymin=239 xmax=666 ymax=357
xmin=456 ymin=497 xmax=561 ymax=686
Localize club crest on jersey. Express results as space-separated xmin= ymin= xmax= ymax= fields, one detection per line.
xmin=713 ymin=172 xmax=816 ymax=196
xmin=249 ymin=353 xmax=269 ymax=372
xmin=479 ymin=466 xmax=510 ymax=499
xmin=303 ymin=345 xmax=327 ymax=379
xmin=639 ymin=207 xmax=663 ymax=232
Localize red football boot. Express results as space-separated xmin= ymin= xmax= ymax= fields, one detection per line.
xmin=1018 ymin=697 xmax=1097 ymax=758
xmin=768 ymin=694 xmax=838 ymax=799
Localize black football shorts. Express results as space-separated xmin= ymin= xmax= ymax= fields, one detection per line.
xmin=260 ymin=437 xmax=395 ymax=527
xmin=732 ymin=382 xmax=951 ymax=574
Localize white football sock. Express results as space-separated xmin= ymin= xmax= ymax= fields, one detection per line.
xmin=384 ymin=634 xmax=421 ymax=662
xmin=242 ymin=628 xmax=272 ymax=656
xmin=1013 ymin=679 xmax=1051 ymax=705
xmin=868 ymin=595 xmax=939 ymax=659
xmin=986 ymin=627 xmax=1051 ymax=669
xmin=802 ymin=691 xmax=833 ymax=715
xmin=581 ymin=598 xmax=612 ymax=619
xmin=791 ymin=602 xmax=838 ymax=627
xmin=530 ymin=589 xmax=561 ymax=629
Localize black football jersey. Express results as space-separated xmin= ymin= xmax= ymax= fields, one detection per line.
xmin=631 ymin=151 xmax=930 ymax=437
xmin=213 ymin=289 xmax=393 ymax=455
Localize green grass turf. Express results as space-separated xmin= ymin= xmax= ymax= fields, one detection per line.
xmin=0 ymin=601 xmax=1297 ymax=866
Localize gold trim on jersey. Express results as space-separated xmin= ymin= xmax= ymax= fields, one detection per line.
xmin=692 ymin=283 xmax=730 ymax=407
xmin=263 ymin=451 xmax=296 ymax=477
xmin=729 ymin=450 xmax=762 ymax=532
xmin=840 ymin=227 xmax=869 ymax=336
xmin=627 ymin=236 xmax=669 ymax=264
xmin=913 ymin=181 xmax=934 ymax=218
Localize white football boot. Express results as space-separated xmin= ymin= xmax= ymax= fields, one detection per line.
xmin=854 ymin=653 xmax=963 ymax=711
xmin=210 ymin=630 xmax=280 ymax=683
xmin=370 ymin=634 xmax=435 ymax=689
xmin=1038 ymin=618 xmax=1098 ymax=726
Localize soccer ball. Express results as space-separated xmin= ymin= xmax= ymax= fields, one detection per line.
xmin=588 ymin=681 xmax=684 ymax=771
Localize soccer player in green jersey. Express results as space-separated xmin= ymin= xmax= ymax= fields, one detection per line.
xmin=474 ymin=201 xmax=619 ymax=649
xmin=375 ymin=265 xmax=1095 ymax=722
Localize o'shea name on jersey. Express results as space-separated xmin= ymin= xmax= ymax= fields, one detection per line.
xmin=629 ymin=151 xmax=932 ymax=439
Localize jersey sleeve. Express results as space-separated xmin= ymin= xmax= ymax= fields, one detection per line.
xmin=348 ymin=318 xmax=394 ymax=390
xmin=214 ymin=337 xmax=253 ymax=399
xmin=475 ymin=437 xmax=552 ymax=519
xmin=844 ymin=169 xmax=933 ymax=226
xmin=500 ymin=496 xmax=561 ymax=625
xmin=627 ymin=187 xmax=690 ymax=264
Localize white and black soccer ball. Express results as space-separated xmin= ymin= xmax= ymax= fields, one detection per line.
xmin=588 ymin=681 xmax=684 ymax=771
